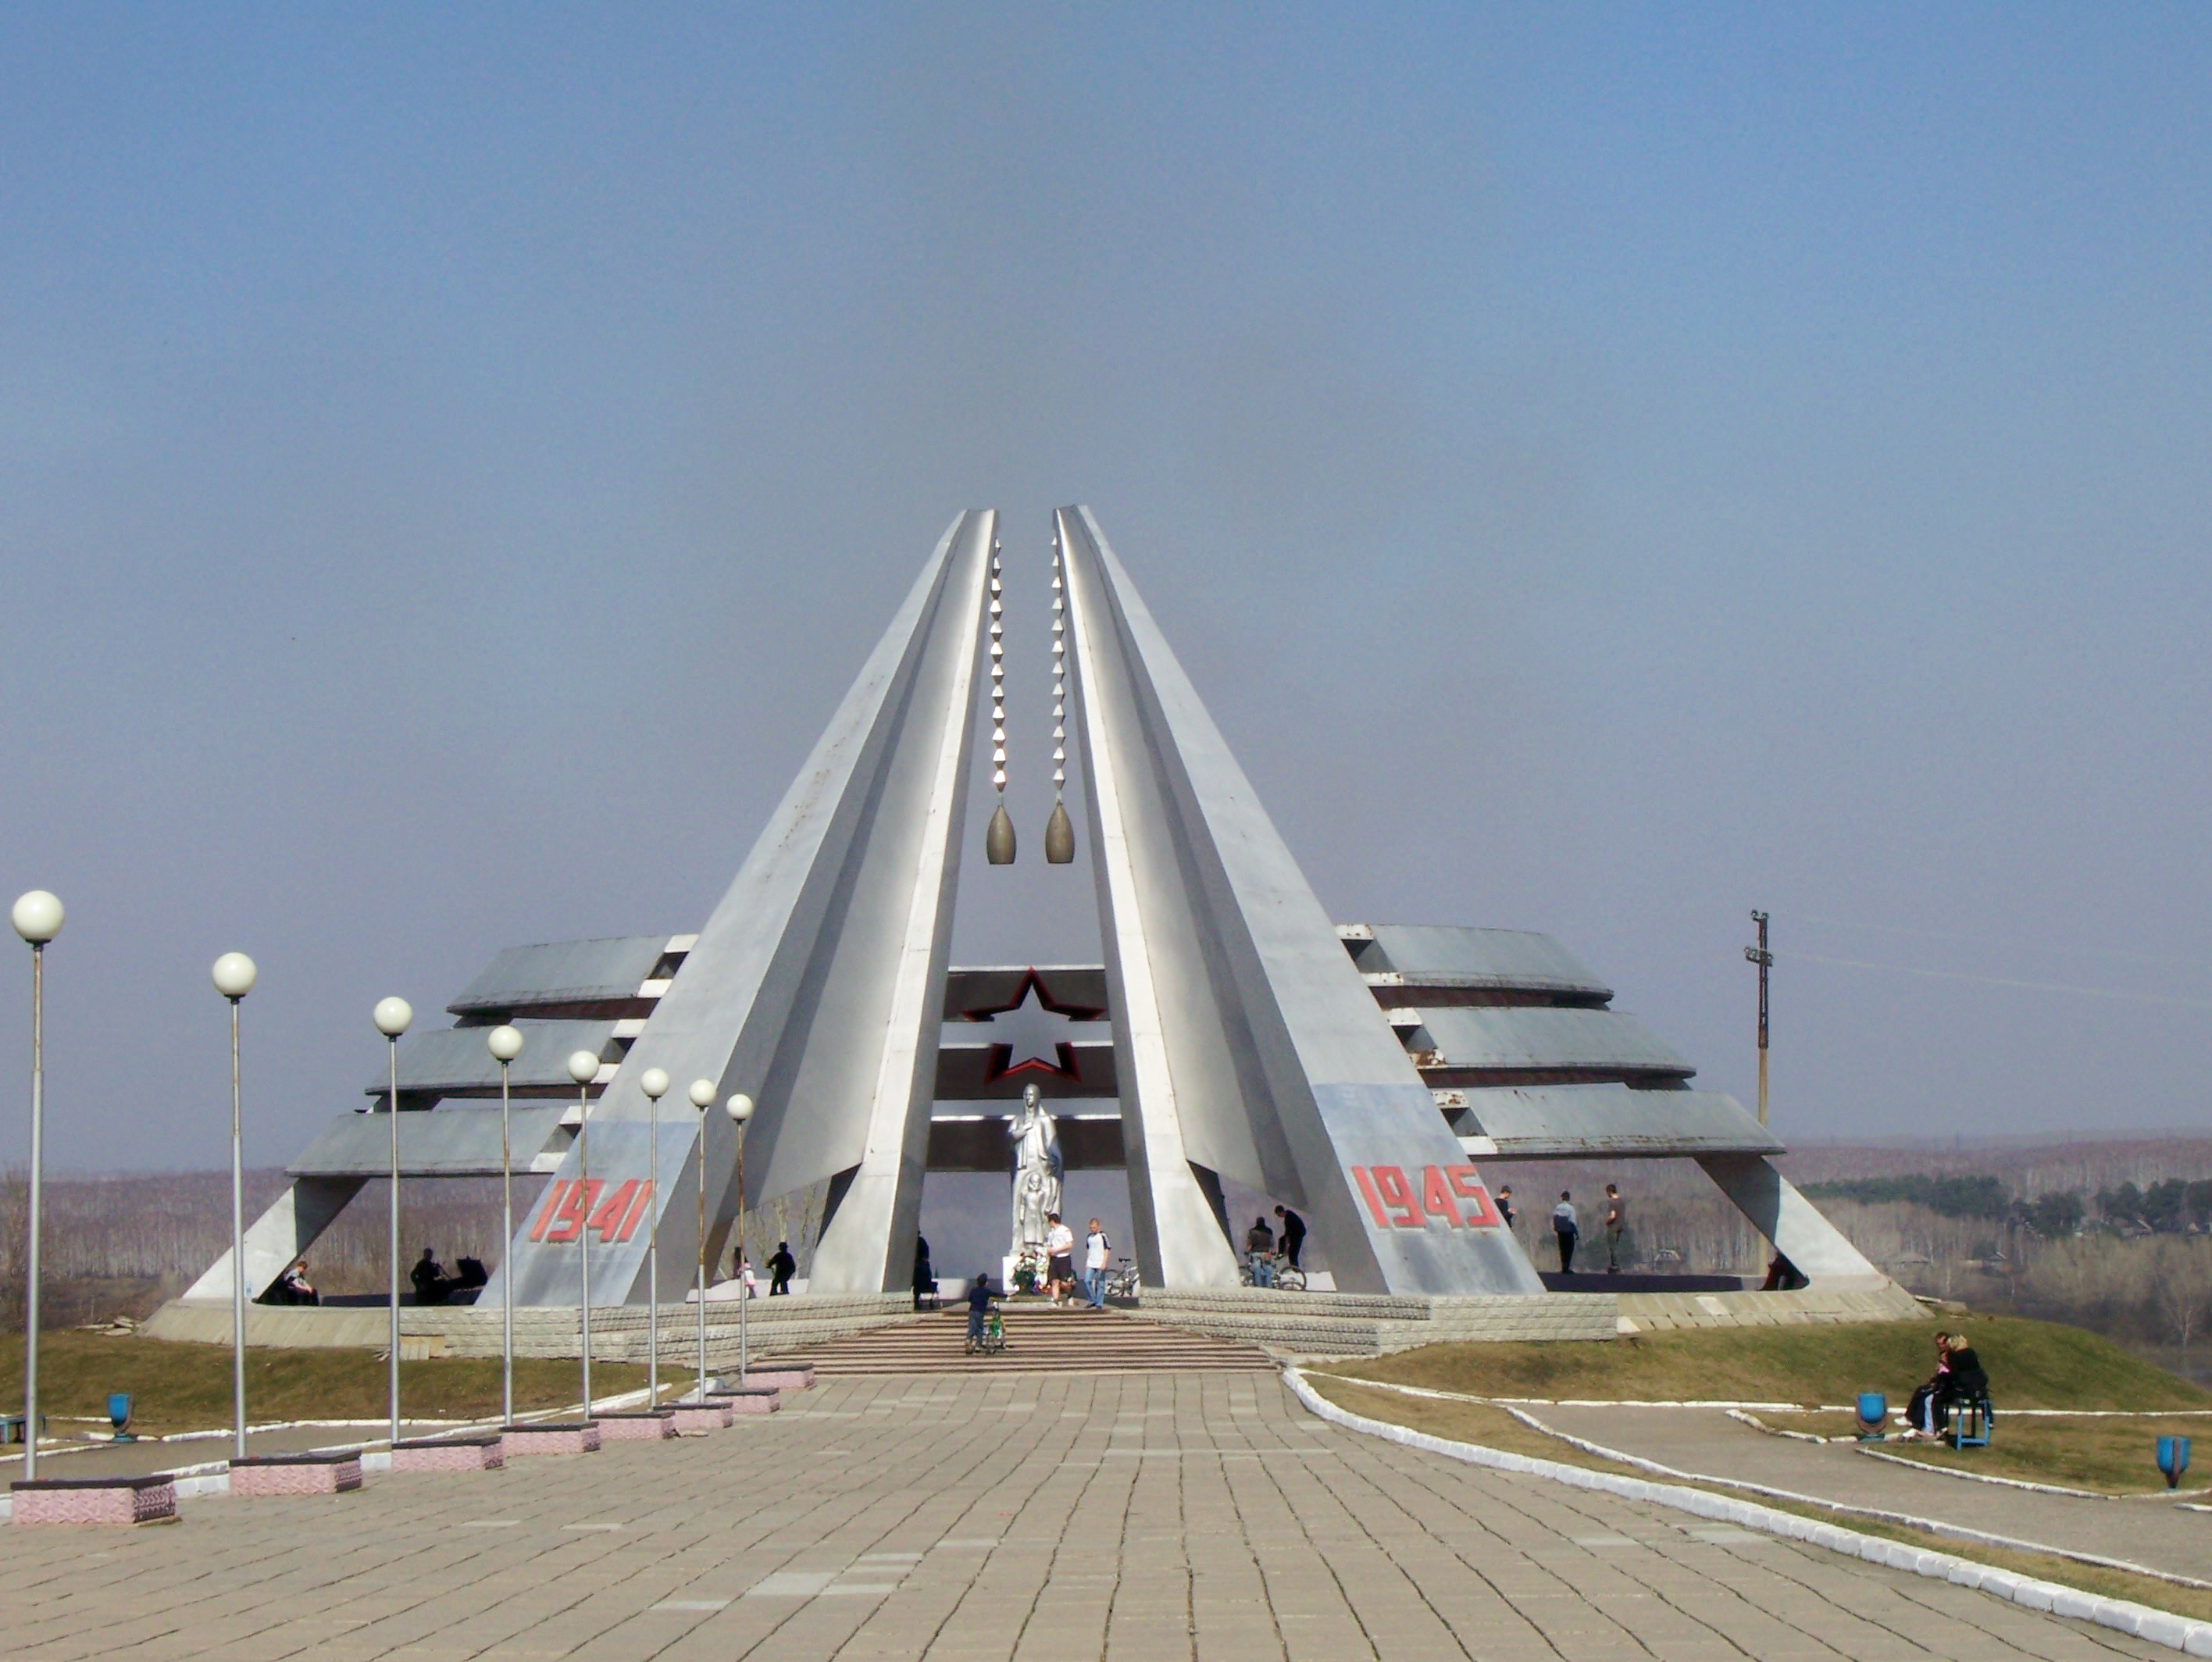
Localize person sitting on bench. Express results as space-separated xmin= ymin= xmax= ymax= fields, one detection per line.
xmin=410 ymin=1246 xmax=455 ymax=1306
xmin=1903 ymin=1332 xmax=1988 ymax=1439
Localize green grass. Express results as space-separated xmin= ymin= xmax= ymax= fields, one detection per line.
xmin=0 ymin=1331 xmax=673 ymax=1438
xmin=1329 ymin=1316 xmax=2212 ymax=1411
xmin=1868 ymin=1415 xmax=2212 ymax=1496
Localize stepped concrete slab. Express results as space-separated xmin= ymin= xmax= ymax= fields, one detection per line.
xmin=11 ymin=1475 xmax=177 ymax=1526
xmin=390 ymin=1435 xmax=503 ymax=1472
xmin=1135 ymin=1288 xmax=1618 ymax=1356
xmin=229 ymin=1452 xmax=363 ymax=1496
xmin=669 ymin=1400 xmax=733 ymax=1432
xmin=800 ymin=1304 xmax=1273 ymax=1375
xmin=1616 ymin=1283 xmax=1925 ymax=1330
xmin=708 ymin=1386 xmax=782 ymax=1414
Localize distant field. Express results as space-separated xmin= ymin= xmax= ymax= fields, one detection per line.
xmin=1325 ymin=1316 xmax=2212 ymax=1411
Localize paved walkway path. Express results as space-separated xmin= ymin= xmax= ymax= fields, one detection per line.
xmin=0 ymin=1374 xmax=2168 ymax=1660
xmin=1531 ymin=1403 xmax=2212 ymax=1584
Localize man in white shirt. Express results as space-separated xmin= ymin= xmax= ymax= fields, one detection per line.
xmin=1044 ymin=1213 xmax=1076 ymax=1306
xmin=1083 ymin=1218 xmax=1112 ymax=1310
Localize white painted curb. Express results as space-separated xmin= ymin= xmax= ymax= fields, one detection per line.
xmin=1285 ymin=1368 xmax=2212 ymax=1656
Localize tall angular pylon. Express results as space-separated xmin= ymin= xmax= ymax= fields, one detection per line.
xmin=1056 ymin=507 xmax=1546 ymax=1295
xmin=491 ymin=512 xmax=997 ymax=1305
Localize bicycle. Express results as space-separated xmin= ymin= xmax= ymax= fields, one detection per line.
xmin=965 ymin=1304 xmax=1007 ymax=1355
xmin=1101 ymin=1257 xmax=1142 ymax=1302
xmin=1238 ymin=1251 xmax=1306 ymax=1292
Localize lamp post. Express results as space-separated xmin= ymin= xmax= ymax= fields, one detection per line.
xmin=565 ymin=1047 xmax=600 ymax=1415
xmin=373 ymin=997 xmax=412 ymax=1447
xmin=486 ymin=1025 xmax=524 ymax=1426
xmin=212 ymin=952 xmax=258 ymax=1463
xmin=726 ymin=1093 xmax=754 ymax=1383
xmin=12 ymin=890 xmax=62 ymax=1482
xmin=687 ymin=1079 xmax=715 ymax=1398
xmin=638 ymin=1067 xmax=670 ymax=1405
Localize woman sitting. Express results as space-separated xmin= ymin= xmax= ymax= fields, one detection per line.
xmin=1903 ymin=1332 xmax=1989 ymax=1439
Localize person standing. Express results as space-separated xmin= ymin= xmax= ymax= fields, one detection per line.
xmin=1245 ymin=1214 xmax=1276 ymax=1287
xmin=1083 ymin=1218 xmax=1111 ymax=1310
xmin=1552 ymin=1193 xmax=1579 ymax=1275
xmin=966 ymin=1271 xmax=994 ymax=1348
xmin=1604 ymin=1183 xmax=1627 ymax=1274
xmin=1273 ymin=1205 xmax=1307 ymax=1271
xmin=1496 ymin=1186 xmax=1515 ymax=1231
xmin=1045 ymin=1212 xmax=1076 ymax=1306
xmin=766 ymin=1239 xmax=797 ymax=1296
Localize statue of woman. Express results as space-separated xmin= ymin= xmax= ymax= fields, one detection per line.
xmin=1008 ymin=1082 xmax=1062 ymax=1253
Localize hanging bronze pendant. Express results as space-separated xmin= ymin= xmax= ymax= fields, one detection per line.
xmin=986 ymin=798 xmax=1017 ymax=865
xmin=1044 ymin=798 xmax=1074 ymax=864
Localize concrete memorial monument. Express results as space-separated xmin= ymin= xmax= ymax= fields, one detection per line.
xmin=173 ymin=508 xmax=1886 ymax=1325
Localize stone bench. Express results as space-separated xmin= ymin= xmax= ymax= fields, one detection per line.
xmin=740 ymin=1364 xmax=814 ymax=1391
xmin=503 ymin=1421 xmax=601 ymax=1456
xmin=669 ymin=1400 xmax=733 ymax=1432
xmin=594 ymin=1410 xmax=676 ymax=1442
xmin=391 ymin=1433 xmax=505 ymax=1473
xmin=230 ymin=1451 xmax=364 ymax=1497
xmin=12 ymin=1474 xmax=177 ymax=1526
xmin=707 ymin=1384 xmax=782 ymax=1415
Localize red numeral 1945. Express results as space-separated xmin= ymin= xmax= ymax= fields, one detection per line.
xmin=1350 ymin=1165 xmax=1500 ymax=1231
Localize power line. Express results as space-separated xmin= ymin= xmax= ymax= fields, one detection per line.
xmin=1778 ymin=950 xmax=2212 ymax=1012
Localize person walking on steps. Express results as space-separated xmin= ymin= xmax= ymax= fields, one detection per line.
xmin=767 ymin=1240 xmax=797 ymax=1296
xmin=1083 ymin=1218 xmax=1111 ymax=1310
xmin=1604 ymin=1183 xmax=1627 ymax=1274
xmin=1553 ymin=1192 xmax=1579 ymax=1275
xmin=966 ymin=1271 xmax=995 ymax=1349
xmin=1045 ymin=1213 xmax=1076 ymax=1305
xmin=1273 ymin=1205 xmax=1307 ymax=1271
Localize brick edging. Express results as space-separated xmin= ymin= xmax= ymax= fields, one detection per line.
xmin=1282 ymin=1367 xmax=2212 ymax=1656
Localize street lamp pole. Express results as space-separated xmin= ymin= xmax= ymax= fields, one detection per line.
xmin=687 ymin=1079 xmax=715 ymax=1397
xmin=373 ymin=997 xmax=412 ymax=1446
xmin=565 ymin=1048 xmax=601 ymax=1415
xmin=725 ymin=1093 xmax=754 ymax=1383
xmin=638 ymin=1068 xmax=670 ymax=1405
xmin=487 ymin=1025 xmax=524 ymax=1426
xmin=1744 ymin=911 xmax=1773 ymax=1128
xmin=212 ymin=953 xmax=259 ymax=1464
xmin=12 ymin=891 xmax=62 ymax=1482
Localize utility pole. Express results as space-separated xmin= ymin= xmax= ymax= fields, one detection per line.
xmin=1744 ymin=910 xmax=1771 ymax=1126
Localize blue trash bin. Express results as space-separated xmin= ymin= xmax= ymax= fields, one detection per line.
xmin=1855 ymin=1392 xmax=1888 ymax=1442
xmin=2158 ymin=1435 xmax=2192 ymax=1490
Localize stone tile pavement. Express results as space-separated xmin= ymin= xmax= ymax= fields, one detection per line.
xmin=0 ymin=1373 xmax=2170 ymax=1660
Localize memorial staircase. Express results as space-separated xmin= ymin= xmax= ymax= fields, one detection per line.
xmin=794 ymin=1304 xmax=1274 ymax=1376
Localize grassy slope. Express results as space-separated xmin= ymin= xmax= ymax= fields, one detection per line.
xmin=0 ymin=1332 xmax=667 ymax=1436
xmin=1329 ymin=1316 xmax=2212 ymax=1411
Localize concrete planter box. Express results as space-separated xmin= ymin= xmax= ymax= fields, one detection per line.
xmin=708 ymin=1385 xmax=781 ymax=1414
xmin=230 ymin=1452 xmax=364 ymax=1497
xmin=594 ymin=1411 xmax=676 ymax=1442
xmin=503 ymin=1421 xmax=601 ymax=1456
xmin=391 ymin=1434 xmax=505 ymax=1473
xmin=669 ymin=1401 xmax=733 ymax=1432
xmin=743 ymin=1364 xmax=814 ymax=1391
xmin=12 ymin=1475 xmax=177 ymax=1526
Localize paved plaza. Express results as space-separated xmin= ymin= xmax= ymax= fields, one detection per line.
xmin=0 ymin=1371 xmax=2169 ymax=1660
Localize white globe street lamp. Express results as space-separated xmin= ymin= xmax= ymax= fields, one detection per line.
xmin=373 ymin=996 xmax=412 ymax=1446
xmin=12 ymin=891 xmax=62 ymax=1481
xmin=486 ymin=1024 xmax=524 ymax=1425
xmin=212 ymin=953 xmax=257 ymax=1464
xmin=637 ymin=1066 xmax=670 ymax=1403
xmin=687 ymin=1079 xmax=716 ymax=1396
xmin=726 ymin=1093 xmax=755 ymax=1384
xmin=565 ymin=1047 xmax=601 ymax=1415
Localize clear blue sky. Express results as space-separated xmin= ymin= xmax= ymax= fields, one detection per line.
xmin=2 ymin=5 xmax=2207 ymax=1170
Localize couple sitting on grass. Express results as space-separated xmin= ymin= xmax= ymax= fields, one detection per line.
xmin=1899 ymin=1331 xmax=1989 ymax=1440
